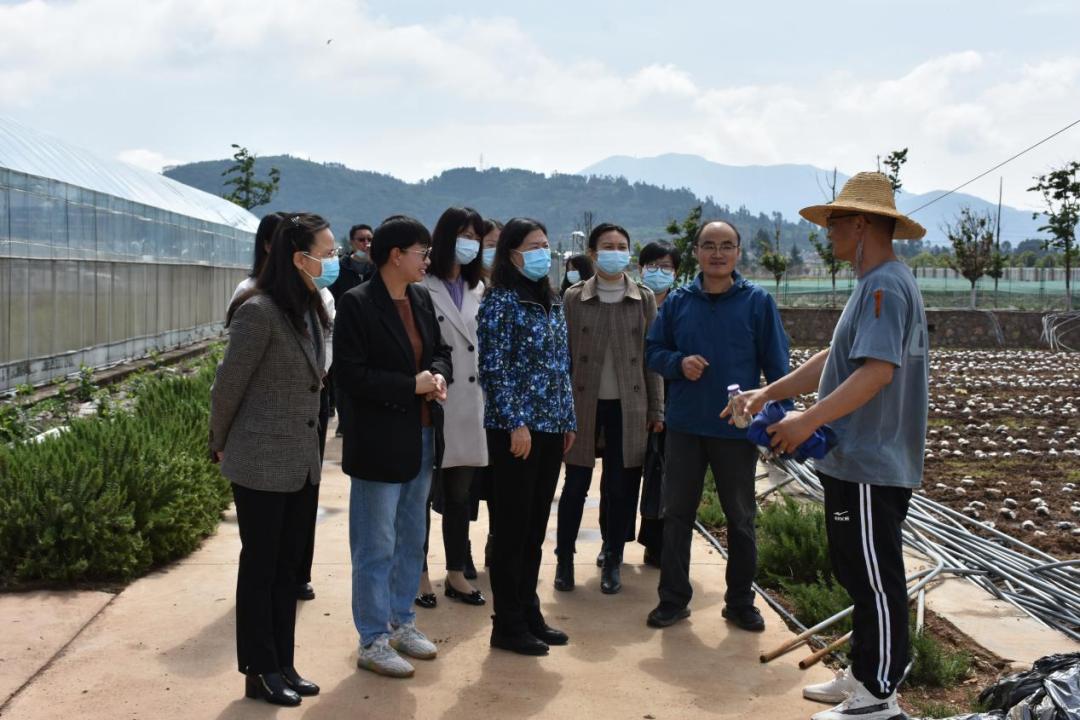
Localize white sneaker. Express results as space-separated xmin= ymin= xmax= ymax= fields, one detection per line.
xmin=803 ymin=666 xmax=856 ymax=704
xmin=390 ymin=622 xmax=438 ymax=660
xmin=810 ymin=681 xmax=904 ymax=720
xmin=357 ymin=636 xmax=415 ymax=678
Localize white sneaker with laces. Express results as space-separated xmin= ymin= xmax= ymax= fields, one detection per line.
xmin=803 ymin=666 xmax=856 ymax=704
xmin=357 ymin=636 xmax=415 ymax=678
xmin=810 ymin=681 xmax=904 ymax=720
xmin=390 ymin=622 xmax=438 ymax=660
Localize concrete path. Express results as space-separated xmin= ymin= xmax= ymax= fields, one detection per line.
xmin=2 ymin=429 xmax=833 ymax=720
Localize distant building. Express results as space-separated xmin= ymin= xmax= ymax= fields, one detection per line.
xmin=0 ymin=117 xmax=257 ymax=391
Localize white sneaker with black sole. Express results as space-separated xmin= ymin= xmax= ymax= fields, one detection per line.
xmin=803 ymin=666 xmax=856 ymax=704
xmin=810 ymin=681 xmax=905 ymax=720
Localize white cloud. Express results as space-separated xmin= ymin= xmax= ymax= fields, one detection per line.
xmin=0 ymin=2 xmax=1078 ymax=210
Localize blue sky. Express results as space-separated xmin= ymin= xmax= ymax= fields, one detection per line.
xmin=1 ymin=0 xmax=1078 ymax=210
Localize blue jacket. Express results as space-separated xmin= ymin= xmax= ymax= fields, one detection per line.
xmin=477 ymin=287 xmax=577 ymax=434
xmin=646 ymin=272 xmax=790 ymax=439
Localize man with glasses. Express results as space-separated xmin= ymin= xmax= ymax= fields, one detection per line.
xmin=731 ymin=173 xmax=927 ymax=720
xmin=644 ymin=220 xmax=789 ymax=632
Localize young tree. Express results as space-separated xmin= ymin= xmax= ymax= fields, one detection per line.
xmin=1029 ymin=161 xmax=1079 ymax=311
xmin=944 ymin=206 xmax=995 ymax=309
xmin=665 ymin=205 xmax=703 ymax=283
xmin=788 ymin=243 xmax=805 ymax=274
xmin=879 ymin=148 xmax=908 ymax=193
xmin=222 ymin=144 xmax=281 ymax=210
xmin=810 ymin=230 xmax=847 ymax=307
xmin=756 ymin=222 xmax=789 ymax=299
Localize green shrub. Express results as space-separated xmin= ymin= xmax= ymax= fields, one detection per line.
xmin=0 ymin=355 xmax=229 ymax=588
xmin=696 ymin=470 xmax=727 ymax=528
xmin=780 ymin=574 xmax=852 ymax=633
xmin=757 ymin=495 xmax=833 ymax=587
xmin=908 ymin=628 xmax=972 ymax=688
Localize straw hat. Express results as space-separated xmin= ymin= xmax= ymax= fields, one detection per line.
xmin=799 ymin=171 xmax=926 ymax=240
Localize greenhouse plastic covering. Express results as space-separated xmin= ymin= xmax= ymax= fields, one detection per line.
xmin=0 ymin=116 xmax=257 ymax=232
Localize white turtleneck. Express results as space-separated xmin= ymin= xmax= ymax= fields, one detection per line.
xmin=596 ymin=274 xmax=627 ymax=400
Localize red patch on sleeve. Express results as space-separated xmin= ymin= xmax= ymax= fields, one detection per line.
xmin=873 ymin=289 xmax=883 ymax=318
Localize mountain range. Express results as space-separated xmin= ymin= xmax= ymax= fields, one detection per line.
xmin=581 ymin=154 xmax=1046 ymax=247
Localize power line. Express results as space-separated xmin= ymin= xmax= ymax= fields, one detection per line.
xmin=909 ymin=116 xmax=1080 ymax=215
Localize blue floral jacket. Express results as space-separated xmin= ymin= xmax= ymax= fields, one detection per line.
xmin=477 ymin=287 xmax=576 ymax=434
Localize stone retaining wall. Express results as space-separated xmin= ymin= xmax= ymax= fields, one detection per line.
xmin=780 ymin=308 xmax=1049 ymax=348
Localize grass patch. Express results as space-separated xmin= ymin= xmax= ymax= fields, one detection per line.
xmin=908 ymin=699 xmax=965 ymax=718
xmin=0 ymin=351 xmax=230 ymax=588
xmin=757 ymin=495 xmax=832 ymax=587
xmin=909 ymin=627 xmax=973 ymax=688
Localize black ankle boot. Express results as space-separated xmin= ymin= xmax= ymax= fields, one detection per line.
xmin=281 ymin=666 xmax=319 ymax=696
xmin=245 ymin=672 xmax=302 ymax=706
xmin=554 ymin=554 xmax=575 ymax=592
xmin=600 ymin=552 xmax=622 ymax=594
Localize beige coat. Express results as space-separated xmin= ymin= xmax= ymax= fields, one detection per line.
xmin=563 ymin=276 xmax=663 ymax=469
xmin=421 ymin=275 xmax=489 ymax=468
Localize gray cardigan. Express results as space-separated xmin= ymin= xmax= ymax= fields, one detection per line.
xmin=209 ymin=294 xmax=325 ymax=492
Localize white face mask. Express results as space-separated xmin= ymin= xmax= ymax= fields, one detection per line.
xmin=455 ymin=237 xmax=480 ymax=265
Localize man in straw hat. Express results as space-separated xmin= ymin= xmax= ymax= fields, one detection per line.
xmin=727 ymin=172 xmax=927 ymax=720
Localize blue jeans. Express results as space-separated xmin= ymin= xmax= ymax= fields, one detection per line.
xmin=349 ymin=427 xmax=434 ymax=646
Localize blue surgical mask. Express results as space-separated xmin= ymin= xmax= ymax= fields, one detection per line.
xmin=642 ymin=267 xmax=675 ymax=293
xmin=515 ymin=248 xmax=551 ymax=281
xmin=303 ymin=254 xmax=339 ymax=289
xmin=566 ymin=270 xmax=581 ymax=284
xmin=596 ymin=250 xmax=630 ymax=275
xmin=481 ymin=247 xmax=496 ymax=269
xmin=455 ymin=237 xmax=480 ymax=265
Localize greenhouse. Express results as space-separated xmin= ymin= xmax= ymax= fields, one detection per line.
xmin=0 ymin=117 xmax=256 ymax=391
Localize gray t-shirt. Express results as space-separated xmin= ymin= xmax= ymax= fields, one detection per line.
xmin=814 ymin=260 xmax=929 ymax=488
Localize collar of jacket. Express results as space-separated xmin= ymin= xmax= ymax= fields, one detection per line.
xmin=368 ymin=270 xmax=431 ymax=366
xmin=580 ymin=273 xmax=642 ymax=302
xmin=688 ymin=270 xmax=747 ymax=299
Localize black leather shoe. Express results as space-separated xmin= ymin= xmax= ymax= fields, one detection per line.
xmin=722 ymin=605 xmax=766 ymax=632
xmin=464 ymin=541 xmax=479 ymax=580
xmin=445 ymin=583 xmax=486 ymax=606
xmin=296 ymin=583 xmax=315 ymax=601
xmin=414 ymin=592 xmax=437 ymax=609
xmin=484 ymin=533 xmax=495 ymax=568
xmin=554 ymin=554 xmax=575 ymax=592
xmin=490 ymin=630 xmax=549 ymax=656
xmin=595 ymin=543 xmax=606 ymax=567
xmin=245 ymin=672 xmax=302 ymax=706
xmin=280 ymin=667 xmax=319 ymax=696
xmin=600 ymin=553 xmax=622 ymax=594
xmin=528 ymin=621 xmax=569 ymax=646
xmin=646 ymin=603 xmax=691 ymax=628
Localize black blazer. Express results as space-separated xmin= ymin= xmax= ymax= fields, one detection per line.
xmin=334 ymin=272 xmax=453 ymax=482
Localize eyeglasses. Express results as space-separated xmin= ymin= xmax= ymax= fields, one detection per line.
xmin=405 ymin=247 xmax=432 ymax=259
xmin=304 ymin=250 xmax=337 ymax=261
xmin=697 ymin=242 xmax=739 ymax=255
xmin=643 ymin=263 xmax=675 ymax=272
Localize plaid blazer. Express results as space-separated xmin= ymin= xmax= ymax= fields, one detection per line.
xmin=209 ymin=294 xmax=325 ymax=492
xmin=562 ymin=276 xmax=663 ymax=469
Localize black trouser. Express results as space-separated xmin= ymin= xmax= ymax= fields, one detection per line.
xmin=334 ymin=381 xmax=353 ymax=438
xmin=637 ymin=517 xmax=664 ymax=556
xmin=297 ymin=387 xmax=330 ymax=586
xmin=557 ymin=400 xmax=641 ymax=562
xmin=232 ymin=479 xmax=317 ymax=674
xmin=659 ymin=431 xmax=758 ymax=609
xmin=820 ymin=472 xmax=912 ymax=699
xmin=423 ymin=466 xmax=476 ymax=572
xmin=488 ymin=428 xmax=563 ymax=635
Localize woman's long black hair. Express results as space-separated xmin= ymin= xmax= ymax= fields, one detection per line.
xmin=428 ymin=206 xmax=484 ymax=289
xmin=249 ymin=212 xmax=284 ymax=278
xmin=227 ymin=212 xmax=331 ymax=335
xmin=490 ymin=217 xmax=554 ymax=306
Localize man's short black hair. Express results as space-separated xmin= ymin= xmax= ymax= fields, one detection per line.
xmin=693 ymin=220 xmax=741 ymax=247
xmin=638 ymin=240 xmax=681 ymax=272
xmin=349 ymin=224 xmax=373 ymax=243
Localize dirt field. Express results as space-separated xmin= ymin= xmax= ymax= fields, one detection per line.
xmin=791 ymin=347 xmax=1080 ymax=559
